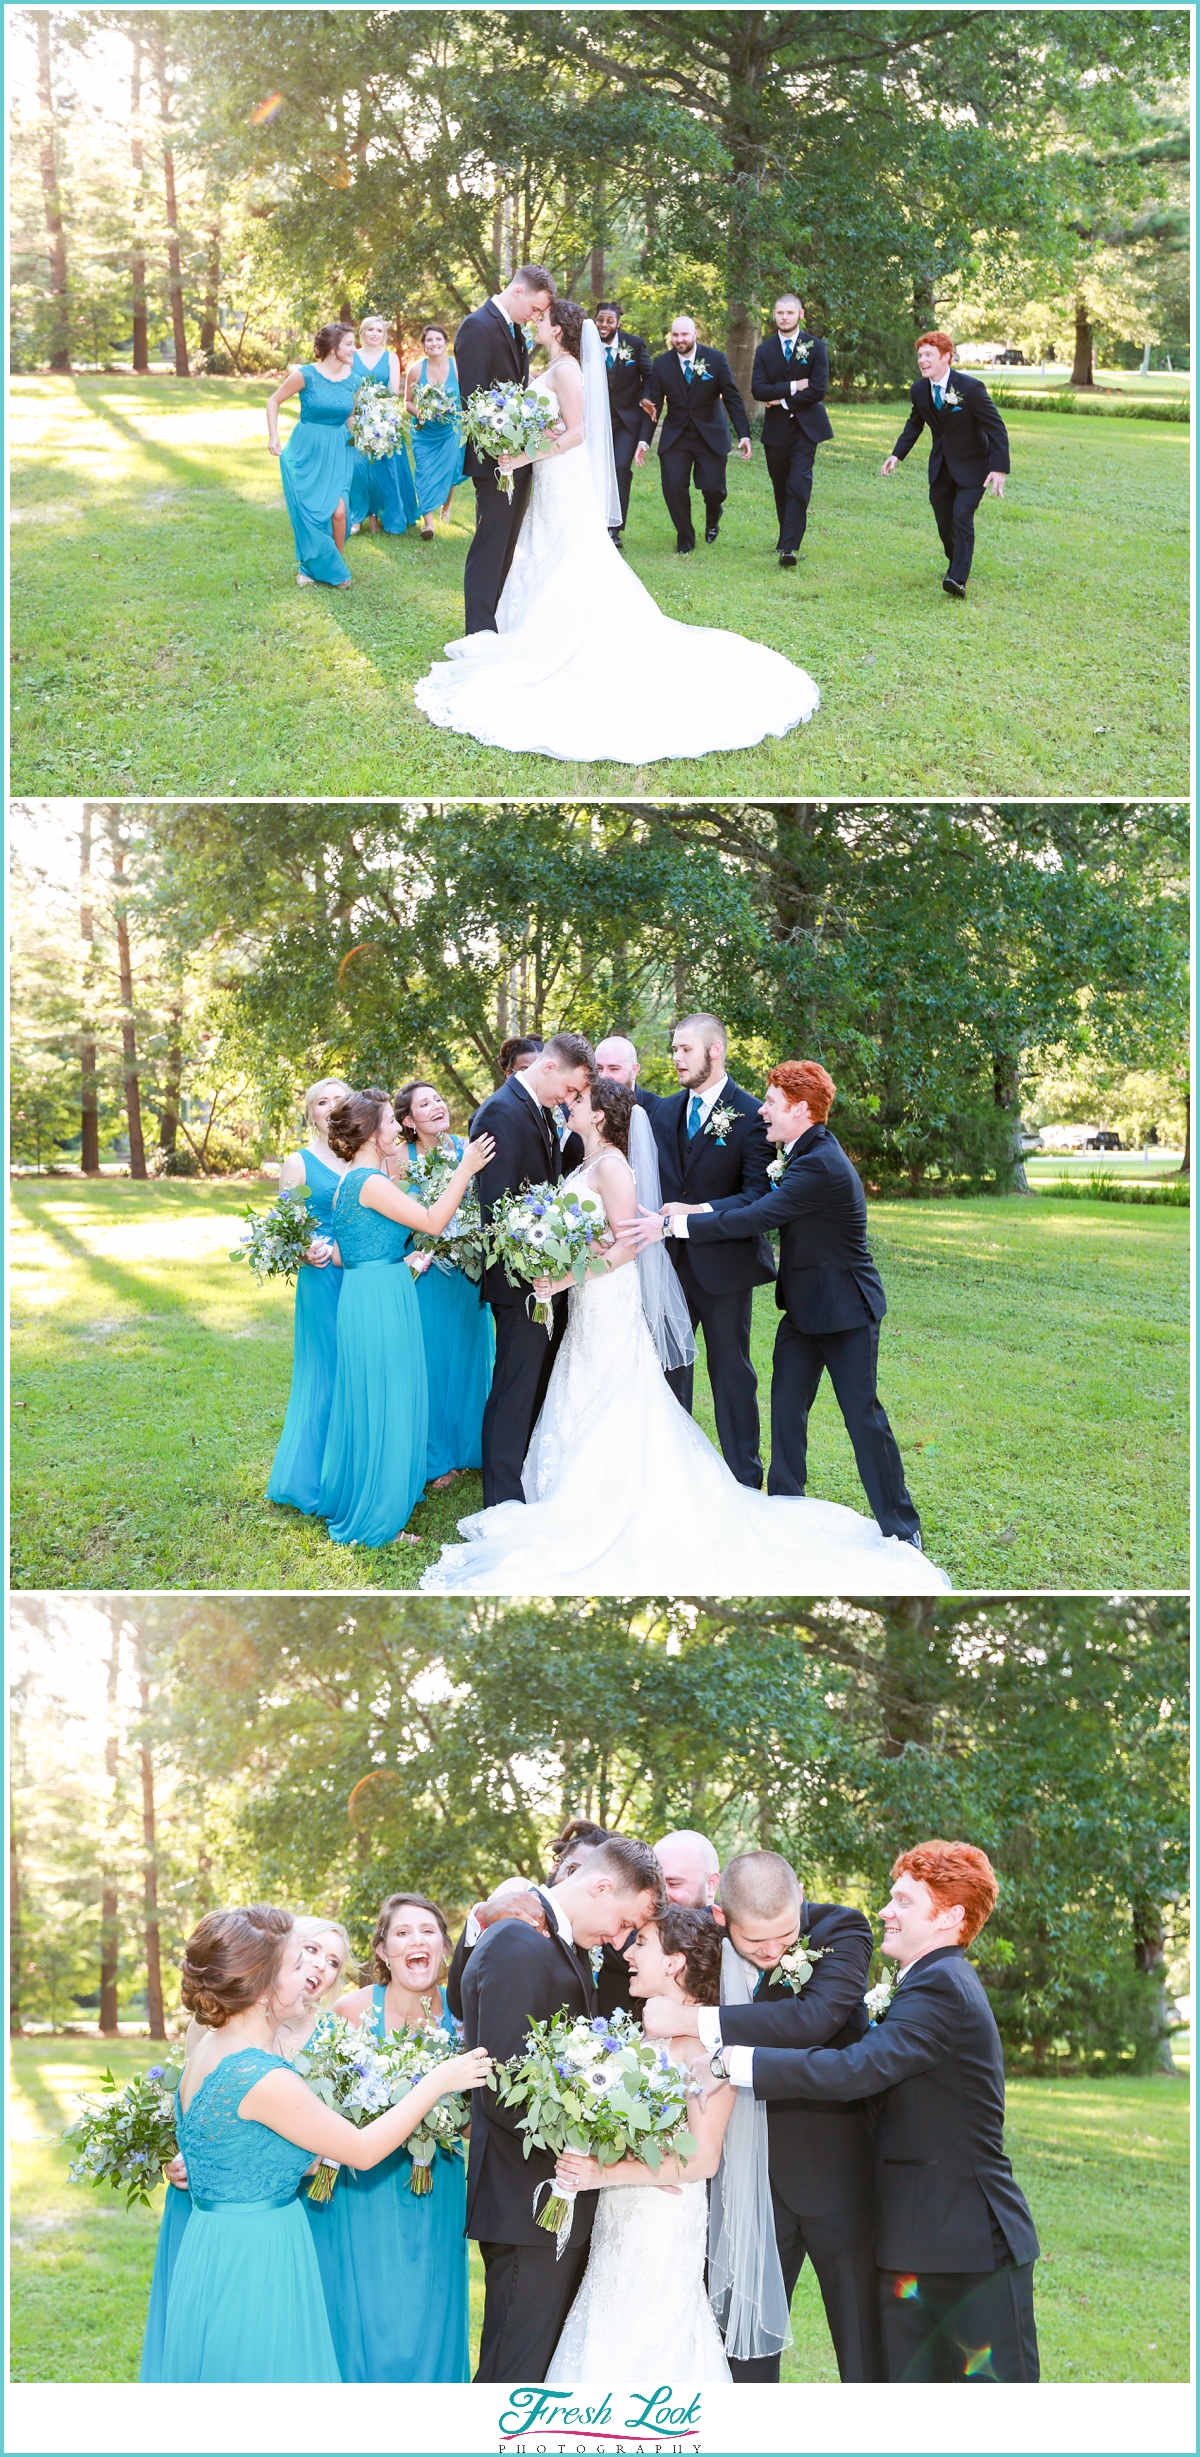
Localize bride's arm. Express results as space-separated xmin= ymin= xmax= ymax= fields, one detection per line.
xmin=532 ymin=1151 xmax=640 ymax=1298
xmin=498 ymin=356 xmax=586 ymax=471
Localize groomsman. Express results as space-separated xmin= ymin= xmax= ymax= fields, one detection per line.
xmin=594 ymin=302 xmax=656 ymax=548
xmin=642 ymin=1848 xmax=883 ymax=2382
xmin=636 ymin=1013 xmax=775 ymax=1487
xmin=743 ymin=1842 xmax=1041 ymax=2383
xmin=625 ymin=1059 xmax=923 ymax=1548
xmin=636 ymin=315 xmax=752 ymax=552
xmin=882 ymin=330 xmax=1010 ymax=596
xmin=751 ymin=292 xmax=834 ymax=568
xmin=654 ymin=1829 xmax=720 ymax=1907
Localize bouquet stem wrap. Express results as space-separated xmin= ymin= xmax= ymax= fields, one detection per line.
xmin=533 ymin=2175 xmax=578 ymax=2256
xmin=306 ymin=2159 xmax=340 ymax=2205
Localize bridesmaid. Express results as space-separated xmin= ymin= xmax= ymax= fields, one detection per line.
xmin=266 ymin=322 xmax=358 ymax=588
xmin=348 ymin=314 xmax=419 ymax=539
xmin=150 ymin=1906 xmax=488 ymax=2383
xmin=318 ymin=1090 xmax=494 ymax=1548
xmin=392 ymin=1080 xmax=495 ymax=1488
xmin=267 ymin=1078 xmax=354 ymax=1515
xmin=405 ymin=321 xmax=466 ymax=540
xmin=327 ymin=1893 xmax=471 ymax=2382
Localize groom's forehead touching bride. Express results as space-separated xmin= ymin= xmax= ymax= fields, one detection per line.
xmin=712 ymin=1849 xmax=804 ymax=1971
xmin=550 ymin=1836 xmax=666 ymax=1946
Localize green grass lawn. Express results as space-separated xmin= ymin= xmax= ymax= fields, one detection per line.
xmin=9 ymin=1176 xmax=1188 ymax=1592
xmin=8 ymin=373 xmax=1188 ymax=798
xmin=10 ymin=2036 xmax=1189 ymax=2384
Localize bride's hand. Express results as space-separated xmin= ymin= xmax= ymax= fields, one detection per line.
xmin=462 ymin=1134 xmax=496 ymax=1174
xmin=556 ymin=2153 xmax=604 ymax=2192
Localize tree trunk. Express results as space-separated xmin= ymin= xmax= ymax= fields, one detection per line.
xmin=158 ymin=996 xmax=183 ymax=1157
xmin=1180 ymin=1089 xmax=1190 ymax=1178
xmin=129 ymin=28 xmax=149 ymax=373
xmin=79 ymin=812 xmax=101 ymax=1174
xmin=137 ymin=1649 xmax=166 ymax=2040
xmin=1132 ymin=1897 xmax=1177 ymax=2073
xmin=912 ymin=274 xmax=936 ymax=332
xmin=106 ymin=819 xmax=148 ymax=1179
xmin=152 ymin=37 xmax=190 ymax=378
xmin=35 ymin=10 xmax=70 ymax=371
xmin=1070 ymin=298 xmax=1095 ymax=387
xmin=198 ymin=223 xmax=220 ymax=363
xmin=994 ymin=1048 xmax=1030 ymax=1191
xmin=99 ymin=1622 xmax=121 ymax=2035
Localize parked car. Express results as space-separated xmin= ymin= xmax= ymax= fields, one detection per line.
xmin=995 ymin=348 xmax=1026 ymax=365
xmin=1085 ymin=1131 xmax=1122 ymax=1150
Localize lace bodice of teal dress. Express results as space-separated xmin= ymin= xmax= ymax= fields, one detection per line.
xmin=176 ymin=2049 xmax=314 ymax=2205
xmin=298 ymin=363 xmax=359 ymax=429
xmin=332 ymin=1167 xmax=412 ymax=1265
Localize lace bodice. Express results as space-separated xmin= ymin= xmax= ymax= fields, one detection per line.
xmin=547 ymin=2180 xmax=730 ymax=2383
xmin=295 ymin=1148 xmax=343 ymax=1239
xmin=332 ymin=1167 xmax=412 ymax=1265
xmin=297 ymin=364 xmax=358 ymax=427
xmin=176 ymin=2048 xmax=314 ymax=2206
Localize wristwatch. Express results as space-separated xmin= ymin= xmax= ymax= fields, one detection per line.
xmin=709 ymin=2046 xmax=730 ymax=2081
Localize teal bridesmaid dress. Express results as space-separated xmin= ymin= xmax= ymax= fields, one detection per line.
xmin=279 ymin=364 xmax=356 ymax=585
xmin=348 ymin=348 xmax=419 ymax=533
xmin=303 ymin=1990 xmax=469 ymax=2382
xmin=408 ymin=1137 xmax=495 ymax=1477
xmin=318 ymin=1169 xmax=429 ymax=1546
xmin=156 ymin=2048 xmax=339 ymax=2382
xmin=139 ymin=2181 xmax=192 ymax=2380
xmin=267 ymin=1151 xmax=345 ymax=1514
xmin=411 ymin=357 xmax=466 ymax=517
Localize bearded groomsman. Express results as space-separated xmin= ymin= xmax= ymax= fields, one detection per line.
xmin=751 ymin=291 xmax=834 ymax=569
xmin=882 ymin=330 xmax=1010 ymax=597
xmin=594 ymin=302 xmax=656 ymax=548
xmin=636 ymin=315 xmax=752 ymax=553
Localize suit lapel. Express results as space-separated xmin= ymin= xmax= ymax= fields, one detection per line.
xmin=534 ymin=1891 xmax=595 ymax=2010
xmin=486 ymin=298 xmax=522 ymax=382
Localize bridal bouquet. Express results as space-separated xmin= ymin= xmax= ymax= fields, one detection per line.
xmin=410 ymin=380 xmax=460 ymax=428
xmin=459 ymin=382 xmax=560 ymax=496
xmin=490 ymin=2009 xmax=699 ymax=2254
xmin=294 ymin=2014 xmax=468 ymax=2201
xmin=407 ymin=1142 xmax=487 ymax=1281
xmin=229 ymin=1186 xmax=322 ymax=1282
xmin=488 ymin=1179 xmax=609 ymax=1328
xmin=64 ymin=2061 xmax=182 ymax=2209
xmin=349 ymin=379 xmax=408 ymax=460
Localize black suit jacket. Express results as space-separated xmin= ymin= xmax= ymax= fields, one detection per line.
xmin=751 ymin=1945 xmax=1039 ymax=2274
xmin=471 ymin=1074 xmax=563 ymax=1308
xmin=717 ymin=1900 xmax=875 ymax=2217
xmin=892 ymin=371 xmax=1010 ymax=487
xmin=603 ymin=330 xmax=655 ymax=439
xmin=751 ymin=331 xmax=834 ymax=447
xmin=595 ymin=1935 xmax=636 ymax=2019
xmin=684 ymin=1121 xmax=886 ymax=1334
xmin=454 ymin=300 xmax=530 ymax=484
xmin=637 ymin=1081 xmax=775 ymax=1298
xmin=459 ymin=1893 xmax=600 ymax=2247
xmin=641 ymin=347 xmax=750 ymax=456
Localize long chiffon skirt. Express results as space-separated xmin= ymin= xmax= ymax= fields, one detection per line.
xmin=318 ymin=1261 xmax=430 ymax=1545
xmin=303 ymin=2148 xmax=468 ymax=2381
xmin=267 ymin=1263 xmax=343 ymax=1513
xmin=416 ymin=1263 xmax=494 ymax=1478
xmin=139 ymin=2184 xmax=193 ymax=2380
xmin=158 ymin=2197 xmax=339 ymax=2382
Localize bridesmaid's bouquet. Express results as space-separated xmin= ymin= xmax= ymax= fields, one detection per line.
xmin=230 ymin=1186 xmax=322 ymax=1282
xmin=489 ymin=1180 xmax=609 ymax=1328
xmin=460 ymin=381 xmax=561 ymax=496
xmin=64 ymin=2061 xmax=182 ymax=2209
xmin=407 ymin=1142 xmax=488 ymax=1281
xmin=410 ymin=380 xmax=460 ymax=428
xmin=490 ymin=2009 xmax=699 ymax=2255
xmin=350 ymin=379 xmax=408 ymax=460
xmin=294 ymin=2014 xmax=468 ymax=2201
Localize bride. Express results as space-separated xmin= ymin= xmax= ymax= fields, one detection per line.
xmin=546 ymin=1907 xmax=735 ymax=2383
xmin=412 ymin=301 xmax=819 ymax=764
xmin=419 ymin=1079 xmax=951 ymax=1595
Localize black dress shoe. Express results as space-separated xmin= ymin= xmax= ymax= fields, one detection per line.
xmin=676 ymin=540 xmax=694 ymax=555
xmin=779 ymin=551 xmax=798 ymax=568
xmin=705 ymin=524 xmax=720 ymax=543
xmin=942 ymin=576 xmax=966 ymax=597
xmin=895 ymin=1531 xmax=924 ymax=1550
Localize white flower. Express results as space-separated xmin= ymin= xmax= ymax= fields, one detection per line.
xmin=704 ymin=1103 xmax=738 ymax=1144
xmin=766 ymin=1153 xmax=787 ymax=1182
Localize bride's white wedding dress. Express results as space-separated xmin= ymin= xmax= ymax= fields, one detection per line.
xmin=412 ymin=371 xmax=819 ymax=763
xmin=419 ymin=1161 xmax=951 ymax=1596
xmin=546 ymin=2180 xmax=731 ymax=2384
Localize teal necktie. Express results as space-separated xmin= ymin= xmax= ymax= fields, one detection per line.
xmin=607 ymin=344 xmax=616 ymax=367
xmin=783 ymin=339 xmax=793 ymax=360
xmin=684 ymin=360 xmax=694 ymax=383
xmin=933 ymin=383 xmax=944 ymax=408
xmin=687 ymin=1095 xmax=703 ymax=1136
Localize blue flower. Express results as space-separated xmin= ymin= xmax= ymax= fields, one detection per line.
xmin=129 ymin=2150 xmax=148 ymax=2164
xmin=590 ymin=2016 xmax=610 ymax=2035
xmin=147 ymin=2066 xmax=164 ymax=2080
xmin=602 ymin=2034 xmax=622 ymax=2053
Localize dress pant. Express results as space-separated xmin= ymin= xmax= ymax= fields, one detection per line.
xmin=475 ymin=2234 xmax=591 ymax=2382
xmin=728 ymin=2198 xmax=885 ymax=2383
xmin=665 ymin=1253 xmax=762 ymax=1488
xmin=767 ymin=1314 xmax=921 ymax=1541
xmin=610 ymin=425 xmax=639 ymax=535
xmin=928 ymin=467 xmax=986 ymax=587
xmin=481 ymin=1293 xmax=567 ymax=1506
xmin=658 ymin=440 xmax=727 ymax=547
xmin=880 ymin=2260 xmax=1040 ymax=2382
xmin=463 ymin=460 xmax=533 ymax=633
xmin=764 ymin=431 xmax=819 ymax=553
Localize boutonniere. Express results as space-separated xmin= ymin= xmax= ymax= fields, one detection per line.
xmin=589 ymin=1946 xmax=605 ymax=1978
xmin=774 ymin=1940 xmax=827 ymax=1993
xmin=864 ymin=1970 xmax=896 ymax=2023
xmin=766 ymin=1152 xmax=788 ymax=1183
xmin=614 ymin=342 xmax=634 ymax=366
xmin=792 ymin=340 xmax=810 ymax=364
xmin=942 ymin=381 xmax=965 ymax=409
xmin=704 ymin=1103 xmax=738 ymax=1146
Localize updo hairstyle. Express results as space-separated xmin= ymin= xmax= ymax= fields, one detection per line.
xmin=180 ymin=1905 xmax=295 ymax=2030
xmin=548 ymin=299 xmax=586 ymax=361
xmin=657 ymin=1904 xmax=723 ymax=2007
xmin=369 ymin=1891 xmax=452 ymax=1985
xmin=500 ymin=1035 xmax=544 ymax=1074
xmin=313 ymin=320 xmax=354 ymax=361
xmin=327 ymin=1087 xmax=392 ymax=1162
xmin=391 ymin=1080 xmax=440 ymax=1139
xmin=590 ymin=1076 xmax=634 ymax=1157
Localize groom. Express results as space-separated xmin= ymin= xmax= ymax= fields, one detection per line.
xmin=471 ymin=1031 xmax=595 ymax=1506
xmin=454 ymin=264 xmax=556 ymax=634
xmin=462 ymin=1836 xmax=666 ymax=2381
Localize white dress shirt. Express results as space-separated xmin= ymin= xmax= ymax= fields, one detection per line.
xmin=542 ymin=1887 xmax=574 ymax=1946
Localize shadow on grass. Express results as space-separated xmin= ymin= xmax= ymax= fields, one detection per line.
xmin=71 ymin=378 xmax=264 ymax=511
xmin=14 ymin=1190 xmax=249 ymax=1335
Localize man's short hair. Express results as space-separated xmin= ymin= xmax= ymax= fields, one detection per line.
xmin=892 ymin=1841 xmax=998 ymax=1946
xmin=596 ymin=300 xmax=621 ymax=318
xmin=588 ymin=1836 xmax=666 ymax=1911
xmin=675 ymin=1011 xmax=727 ymax=1060
xmin=718 ymin=1849 xmax=801 ymax=1925
xmin=916 ymin=329 xmax=954 ymax=359
xmin=769 ymin=1060 xmax=835 ymax=1122
xmin=512 ymin=264 xmax=556 ymax=298
xmin=775 ymin=291 xmax=803 ymax=309
xmin=543 ymin=1030 xmax=595 ymax=1074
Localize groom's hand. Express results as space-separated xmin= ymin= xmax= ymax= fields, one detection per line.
xmin=881 ymin=454 xmax=900 ymax=476
xmin=634 ymin=441 xmax=649 ymax=468
xmin=615 ymin=1203 xmax=664 ymax=1250
xmin=983 ymin=469 xmax=1007 ymax=499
